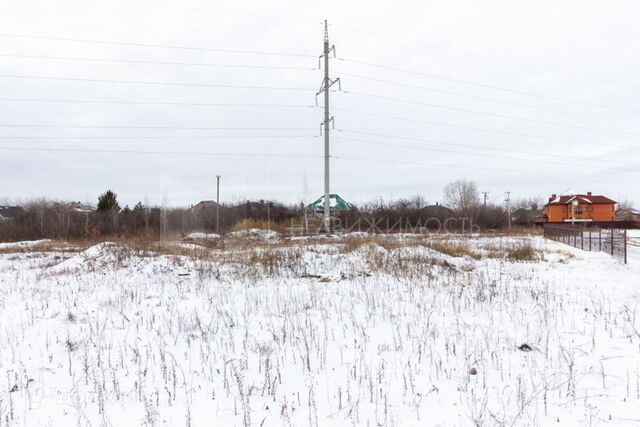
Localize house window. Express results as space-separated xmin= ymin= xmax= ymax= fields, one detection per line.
xmin=576 ymin=206 xmax=583 ymax=214
xmin=562 ymin=207 xmax=567 ymax=212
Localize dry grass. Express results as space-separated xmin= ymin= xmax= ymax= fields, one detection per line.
xmin=340 ymin=235 xmax=426 ymax=254
xmin=426 ymin=241 xmax=482 ymax=259
xmin=505 ymin=241 xmax=542 ymax=262
xmin=340 ymin=235 xmax=379 ymax=253
xmin=0 ymin=240 xmax=84 ymax=254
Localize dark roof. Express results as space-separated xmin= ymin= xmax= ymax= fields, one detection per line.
xmin=191 ymin=200 xmax=219 ymax=211
xmin=545 ymin=194 xmax=616 ymax=206
xmin=422 ymin=204 xmax=454 ymax=216
xmin=0 ymin=206 xmax=22 ymax=218
xmin=617 ymin=207 xmax=640 ymax=216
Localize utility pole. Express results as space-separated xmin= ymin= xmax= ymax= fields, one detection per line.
xmin=505 ymin=191 xmax=512 ymax=230
xmin=317 ymin=20 xmax=340 ymax=233
xmin=482 ymin=192 xmax=489 ymax=206
xmin=216 ymin=175 xmax=221 ymax=233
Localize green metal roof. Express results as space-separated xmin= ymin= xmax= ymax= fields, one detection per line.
xmin=307 ymin=194 xmax=354 ymax=212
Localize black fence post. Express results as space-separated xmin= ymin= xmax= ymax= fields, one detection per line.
xmin=599 ymin=229 xmax=602 ymax=252
xmin=610 ymin=229 xmax=614 ymax=256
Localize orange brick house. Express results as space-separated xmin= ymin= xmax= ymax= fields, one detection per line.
xmin=543 ymin=192 xmax=616 ymax=223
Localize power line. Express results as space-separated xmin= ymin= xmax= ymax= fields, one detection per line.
xmin=332 ymin=24 xmax=640 ymax=90
xmin=0 ymin=74 xmax=312 ymax=91
xmin=339 ymin=72 xmax=637 ymax=126
xmin=332 ymin=135 xmax=638 ymax=171
xmin=332 ymin=154 xmax=564 ymax=176
xmin=338 ymin=57 xmax=640 ymax=115
xmin=0 ymin=135 xmax=317 ymax=141
xmin=0 ymin=53 xmax=316 ymax=71
xmin=2 ymin=129 xmax=629 ymax=169
xmin=0 ymin=33 xmax=316 ymax=58
xmin=0 ymin=125 xmax=314 ymax=130
xmin=339 ymin=129 xmax=634 ymax=167
xmin=332 ymin=155 xmax=633 ymax=181
xmin=333 ymin=107 xmax=630 ymax=149
xmin=8 ymin=71 xmax=623 ymax=137
xmin=2 ymin=146 xmax=628 ymax=181
xmin=342 ymin=90 xmax=640 ymax=138
xmin=0 ymin=97 xmax=317 ymax=108
xmin=0 ymin=146 xmax=318 ymax=159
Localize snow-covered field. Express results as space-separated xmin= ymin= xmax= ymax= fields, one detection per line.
xmin=0 ymin=233 xmax=639 ymax=426
xmin=628 ymin=229 xmax=640 ymax=248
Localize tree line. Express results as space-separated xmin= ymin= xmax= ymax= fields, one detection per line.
xmin=0 ymin=182 xmax=543 ymax=242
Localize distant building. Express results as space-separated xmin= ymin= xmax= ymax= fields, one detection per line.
xmin=69 ymin=202 xmax=96 ymax=213
xmin=0 ymin=206 xmax=22 ymax=221
xmin=307 ymin=194 xmax=354 ymax=213
xmin=421 ymin=202 xmax=454 ymax=219
xmin=616 ymin=207 xmax=640 ymax=222
xmin=191 ymin=200 xmax=219 ymax=213
xmin=543 ymin=192 xmax=616 ymax=223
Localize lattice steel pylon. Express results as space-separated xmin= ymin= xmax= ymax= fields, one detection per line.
xmin=316 ymin=20 xmax=340 ymax=233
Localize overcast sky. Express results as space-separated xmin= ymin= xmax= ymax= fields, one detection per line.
xmin=1 ymin=0 xmax=640 ymax=208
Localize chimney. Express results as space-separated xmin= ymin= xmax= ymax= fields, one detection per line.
xmin=587 ymin=191 xmax=592 ymax=196
xmin=550 ymin=194 xmax=557 ymax=202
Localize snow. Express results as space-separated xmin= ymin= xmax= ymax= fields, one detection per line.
xmin=49 ymin=242 xmax=122 ymax=273
xmin=172 ymin=242 xmax=208 ymax=251
xmin=183 ymin=232 xmax=221 ymax=241
xmin=0 ymin=239 xmax=50 ymax=249
xmin=0 ymin=234 xmax=639 ymax=426
xmin=228 ymin=228 xmax=281 ymax=241
xmin=628 ymin=230 xmax=640 ymax=256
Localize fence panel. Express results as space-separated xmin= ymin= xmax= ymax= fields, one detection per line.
xmin=543 ymin=224 xmax=627 ymax=263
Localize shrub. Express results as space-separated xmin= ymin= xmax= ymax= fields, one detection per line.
xmin=506 ymin=241 xmax=542 ymax=262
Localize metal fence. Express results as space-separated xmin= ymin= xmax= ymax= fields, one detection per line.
xmin=543 ymin=224 xmax=628 ymax=263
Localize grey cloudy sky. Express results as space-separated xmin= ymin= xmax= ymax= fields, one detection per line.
xmin=1 ymin=0 xmax=640 ymax=208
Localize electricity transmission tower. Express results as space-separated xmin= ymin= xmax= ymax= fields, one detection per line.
xmin=216 ymin=175 xmax=221 ymax=233
xmin=505 ymin=191 xmax=512 ymax=230
xmin=482 ymin=192 xmax=489 ymax=206
xmin=316 ymin=20 xmax=340 ymax=233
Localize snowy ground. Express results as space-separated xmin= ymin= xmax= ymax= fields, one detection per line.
xmin=0 ymin=233 xmax=639 ymax=426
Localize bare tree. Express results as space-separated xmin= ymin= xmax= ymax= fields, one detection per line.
xmin=617 ymin=198 xmax=633 ymax=212
xmin=443 ymin=179 xmax=480 ymax=216
xmin=616 ymin=198 xmax=636 ymax=220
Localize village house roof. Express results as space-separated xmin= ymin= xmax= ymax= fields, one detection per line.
xmin=70 ymin=202 xmax=96 ymax=213
xmin=545 ymin=193 xmax=616 ymax=207
xmin=421 ymin=203 xmax=454 ymax=217
xmin=190 ymin=200 xmax=219 ymax=212
xmin=0 ymin=206 xmax=22 ymax=219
